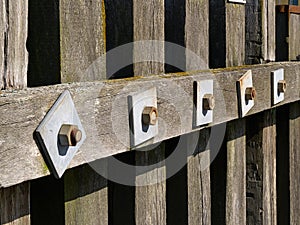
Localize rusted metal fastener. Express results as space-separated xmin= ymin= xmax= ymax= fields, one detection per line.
xmin=278 ymin=80 xmax=287 ymax=93
xmin=203 ymin=94 xmax=215 ymax=110
xmin=245 ymin=87 xmax=256 ymax=101
xmin=142 ymin=106 xmax=158 ymax=126
xmin=59 ymin=124 xmax=82 ymax=146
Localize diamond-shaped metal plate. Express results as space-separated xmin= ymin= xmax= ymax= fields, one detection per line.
xmin=35 ymin=90 xmax=86 ymax=178
xmin=271 ymin=68 xmax=285 ymax=105
xmin=237 ymin=70 xmax=255 ymax=118
xmin=128 ymin=87 xmax=158 ymax=147
xmin=194 ymin=80 xmax=214 ymax=126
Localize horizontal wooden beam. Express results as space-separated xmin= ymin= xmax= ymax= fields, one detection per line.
xmin=0 ymin=62 xmax=300 ymax=188
xmin=277 ymin=5 xmax=300 ymax=14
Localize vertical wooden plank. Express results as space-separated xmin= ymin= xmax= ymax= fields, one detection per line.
xmin=187 ymin=129 xmax=211 ymax=225
xmin=185 ymin=0 xmax=209 ymax=69
xmin=246 ymin=110 xmax=276 ymax=225
xmin=226 ymin=3 xmax=245 ymax=67
xmin=135 ymin=144 xmax=166 ymax=225
xmin=289 ymin=14 xmax=300 ymax=61
xmin=60 ymin=0 xmax=106 ymax=82
xmin=133 ymin=0 xmax=164 ymax=76
xmin=64 ymin=162 xmax=108 ymax=225
xmin=275 ymin=8 xmax=289 ymax=61
xmin=289 ymin=101 xmax=300 ymax=225
xmin=0 ymin=0 xmax=28 ymax=89
xmin=0 ymin=182 xmax=30 ymax=225
xmin=226 ymin=119 xmax=246 ymax=225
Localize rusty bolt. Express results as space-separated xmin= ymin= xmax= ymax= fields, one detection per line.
xmin=142 ymin=106 xmax=158 ymax=126
xmin=59 ymin=124 xmax=82 ymax=146
xmin=203 ymin=94 xmax=215 ymax=110
xmin=278 ymin=80 xmax=287 ymax=93
xmin=245 ymin=87 xmax=256 ymax=101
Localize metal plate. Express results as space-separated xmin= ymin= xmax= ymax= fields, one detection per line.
xmin=228 ymin=0 xmax=246 ymax=3
xmin=128 ymin=87 xmax=158 ymax=147
xmin=194 ymin=80 xmax=214 ymax=126
xmin=35 ymin=90 xmax=86 ymax=178
xmin=271 ymin=68 xmax=285 ymax=105
xmin=237 ymin=70 xmax=255 ymax=118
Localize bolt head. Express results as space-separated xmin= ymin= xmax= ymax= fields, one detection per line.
xmin=203 ymin=94 xmax=215 ymax=110
xmin=142 ymin=106 xmax=158 ymax=126
xmin=245 ymin=87 xmax=256 ymax=101
xmin=59 ymin=124 xmax=82 ymax=146
xmin=278 ymin=80 xmax=287 ymax=93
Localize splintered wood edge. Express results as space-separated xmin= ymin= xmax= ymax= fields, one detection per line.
xmin=0 ymin=62 xmax=300 ymax=188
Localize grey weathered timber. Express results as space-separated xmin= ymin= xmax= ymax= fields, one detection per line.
xmin=289 ymin=101 xmax=300 ymax=225
xmin=0 ymin=182 xmax=30 ymax=224
xmin=0 ymin=62 xmax=300 ymax=188
xmin=133 ymin=0 xmax=164 ymax=76
xmin=60 ymin=0 xmax=106 ymax=82
xmin=226 ymin=119 xmax=246 ymax=225
xmin=64 ymin=162 xmax=108 ymax=225
xmin=185 ymin=0 xmax=209 ymax=69
xmin=135 ymin=144 xmax=166 ymax=225
xmin=246 ymin=110 xmax=277 ymax=225
xmin=187 ymin=130 xmax=211 ymax=225
xmin=262 ymin=0 xmax=276 ymax=62
xmin=0 ymin=0 xmax=28 ymax=89
xmin=289 ymin=14 xmax=300 ymax=61
xmin=226 ymin=3 xmax=245 ymax=67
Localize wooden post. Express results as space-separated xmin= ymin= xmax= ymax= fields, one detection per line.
xmin=210 ymin=0 xmax=245 ymax=68
xmin=0 ymin=182 xmax=30 ymax=225
xmin=0 ymin=0 xmax=28 ymax=89
xmin=64 ymin=162 xmax=108 ymax=225
xmin=246 ymin=110 xmax=277 ymax=225
xmin=289 ymin=101 xmax=300 ymax=225
xmin=226 ymin=120 xmax=246 ymax=225
xmin=289 ymin=13 xmax=300 ymax=61
xmin=187 ymin=129 xmax=211 ymax=225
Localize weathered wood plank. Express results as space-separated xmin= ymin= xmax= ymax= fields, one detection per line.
xmin=226 ymin=119 xmax=246 ymax=225
xmin=289 ymin=14 xmax=300 ymax=61
xmin=185 ymin=0 xmax=209 ymax=70
xmin=246 ymin=110 xmax=277 ymax=225
xmin=0 ymin=62 xmax=299 ymax=188
xmin=187 ymin=130 xmax=210 ymax=225
xmin=289 ymin=101 xmax=300 ymax=225
xmin=133 ymin=0 xmax=164 ymax=76
xmin=64 ymin=162 xmax=108 ymax=225
xmin=226 ymin=3 xmax=245 ymax=67
xmin=135 ymin=144 xmax=166 ymax=225
xmin=60 ymin=0 xmax=106 ymax=82
xmin=0 ymin=0 xmax=28 ymax=89
xmin=0 ymin=182 xmax=30 ymax=225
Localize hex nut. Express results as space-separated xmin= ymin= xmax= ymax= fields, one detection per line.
xmin=278 ymin=80 xmax=287 ymax=93
xmin=59 ymin=124 xmax=82 ymax=146
xmin=142 ymin=106 xmax=158 ymax=126
xmin=245 ymin=87 xmax=256 ymax=101
xmin=203 ymin=94 xmax=215 ymax=110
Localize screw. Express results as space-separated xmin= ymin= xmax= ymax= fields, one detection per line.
xmin=59 ymin=124 xmax=82 ymax=146
xmin=142 ymin=106 xmax=158 ymax=126
xmin=245 ymin=87 xmax=256 ymax=101
xmin=278 ymin=80 xmax=287 ymax=93
xmin=203 ymin=94 xmax=215 ymax=110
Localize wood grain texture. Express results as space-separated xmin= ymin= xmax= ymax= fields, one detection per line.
xmin=135 ymin=144 xmax=166 ymax=225
xmin=133 ymin=0 xmax=164 ymax=76
xmin=0 ymin=62 xmax=299 ymax=188
xmin=64 ymin=161 xmax=108 ymax=225
xmin=0 ymin=182 xmax=30 ymax=225
xmin=289 ymin=101 xmax=300 ymax=225
xmin=226 ymin=119 xmax=246 ymax=225
xmin=289 ymin=14 xmax=300 ymax=61
xmin=0 ymin=0 xmax=28 ymax=89
xmin=187 ymin=130 xmax=210 ymax=225
xmin=185 ymin=0 xmax=209 ymax=70
xmin=60 ymin=0 xmax=106 ymax=82
xmin=226 ymin=3 xmax=245 ymax=67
